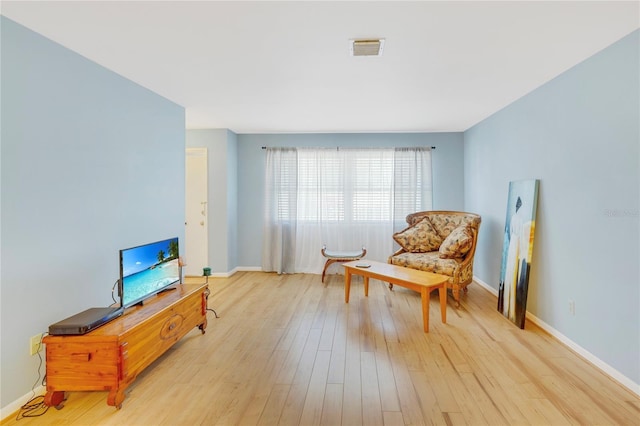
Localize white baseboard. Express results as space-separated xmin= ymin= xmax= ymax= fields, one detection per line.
xmin=185 ymin=270 xmax=235 ymax=279
xmin=186 ymin=266 xmax=262 ymax=279
xmin=473 ymin=275 xmax=640 ymax=397
xmin=525 ymin=311 xmax=640 ymax=396
xmin=236 ymin=266 xmax=263 ymax=272
xmin=208 ymin=268 xmax=236 ymax=278
xmin=1 ymin=385 xmax=46 ymax=421
xmin=473 ymin=275 xmax=498 ymax=296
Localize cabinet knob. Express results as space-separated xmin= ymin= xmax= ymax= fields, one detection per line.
xmin=160 ymin=314 xmax=184 ymax=340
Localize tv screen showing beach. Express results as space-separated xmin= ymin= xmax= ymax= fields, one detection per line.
xmin=120 ymin=237 xmax=180 ymax=307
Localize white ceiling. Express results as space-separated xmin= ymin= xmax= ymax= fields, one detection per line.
xmin=2 ymin=1 xmax=638 ymax=133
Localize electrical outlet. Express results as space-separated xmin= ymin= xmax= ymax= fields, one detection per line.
xmin=30 ymin=333 xmax=43 ymax=356
xmin=568 ymin=300 xmax=576 ymax=316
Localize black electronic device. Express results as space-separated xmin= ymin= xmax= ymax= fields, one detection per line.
xmin=119 ymin=237 xmax=180 ymax=308
xmin=48 ymin=306 xmax=124 ymax=336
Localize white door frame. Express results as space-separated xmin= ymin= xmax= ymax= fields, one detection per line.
xmin=185 ymin=148 xmax=208 ymax=277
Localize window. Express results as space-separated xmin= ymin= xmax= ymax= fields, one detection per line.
xmin=262 ymin=147 xmax=432 ymax=273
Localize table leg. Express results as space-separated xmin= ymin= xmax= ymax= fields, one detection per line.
xmin=44 ymin=390 xmax=66 ymax=408
xmin=421 ymin=287 xmax=430 ymax=333
xmin=364 ymin=276 xmax=369 ymax=297
xmin=438 ymin=284 xmax=447 ymax=324
xmin=345 ymin=270 xmax=352 ymax=303
xmin=107 ymin=387 xmax=126 ymax=409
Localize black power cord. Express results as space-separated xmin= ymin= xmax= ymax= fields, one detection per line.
xmin=16 ymin=332 xmax=50 ymax=420
xmin=16 ymin=395 xmax=48 ymax=420
xmin=202 ymin=280 xmax=219 ymax=318
xmin=111 ymin=279 xmax=119 ymax=305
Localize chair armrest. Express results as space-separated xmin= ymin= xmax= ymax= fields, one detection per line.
xmin=451 ymin=227 xmax=480 ymax=283
xmin=388 ymin=248 xmax=407 ymax=263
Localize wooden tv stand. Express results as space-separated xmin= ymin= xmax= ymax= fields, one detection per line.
xmin=42 ymin=282 xmax=209 ymax=409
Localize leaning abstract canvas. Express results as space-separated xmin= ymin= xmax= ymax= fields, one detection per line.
xmin=498 ymin=179 xmax=540 ymax=328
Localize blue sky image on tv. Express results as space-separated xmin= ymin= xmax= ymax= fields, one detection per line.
xmin=120 ymin=237 xmax=179 ymax=307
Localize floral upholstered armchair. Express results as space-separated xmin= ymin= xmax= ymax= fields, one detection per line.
xmin=388 ymin=211 xmax=481 ymax=306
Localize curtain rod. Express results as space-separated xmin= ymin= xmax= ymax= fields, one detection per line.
xmin=261 ymin=146 xmax=436 ymax=149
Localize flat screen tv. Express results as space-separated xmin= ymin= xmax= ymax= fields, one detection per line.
xmin=119 ymin=237 xmax=180 ymax=308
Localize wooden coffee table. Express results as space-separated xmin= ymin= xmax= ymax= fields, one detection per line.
xmin=343 ymin=260 xmax=449 ymax=333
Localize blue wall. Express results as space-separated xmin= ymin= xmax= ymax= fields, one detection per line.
xmin=236 ymin=132 xmax=465 ymax=268
xmin=1 ymin=17 xmax=185 ymax=409
xmin=464 ymin=30 xmax=639 ymax=385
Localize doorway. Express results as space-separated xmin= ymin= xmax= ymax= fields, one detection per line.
xmin=185 ymin=148 xmax=208 ymax=277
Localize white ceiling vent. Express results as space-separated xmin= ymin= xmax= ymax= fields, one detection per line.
xmin=349 ymin=39 xmax=385 ymax=57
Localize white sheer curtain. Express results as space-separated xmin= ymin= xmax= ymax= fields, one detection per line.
xmin=393 ymin=147 xmax=433 ymax=231
xmin=262 ymin=147 xmax=432 ymax=274
xmin=261 ymin=148 xmax=298 ymax=273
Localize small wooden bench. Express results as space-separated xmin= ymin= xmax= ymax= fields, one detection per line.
xmin=342 ymin=260 xmax=449 ymax=333
xmin=321 ymin=245 xmax=366 ymax=282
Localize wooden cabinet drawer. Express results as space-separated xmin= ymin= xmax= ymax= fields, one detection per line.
xmin=46 ymin=340 xmax=119 ymax=391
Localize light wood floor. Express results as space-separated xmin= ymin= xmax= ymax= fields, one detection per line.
xmin=5 ymin=272 xmax=639 ymax=425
